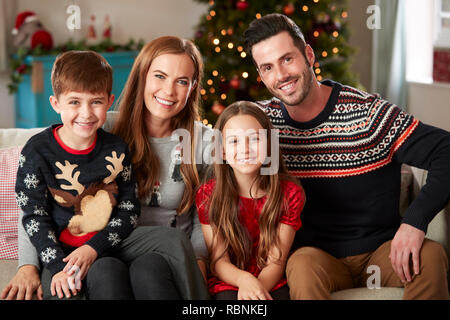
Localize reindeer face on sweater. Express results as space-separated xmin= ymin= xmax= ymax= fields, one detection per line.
xmin=48 ymin=151 xmax=124 ymax=236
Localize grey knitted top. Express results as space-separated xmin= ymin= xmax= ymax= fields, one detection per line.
xmin=17 ymin=112 xmax=212 ymax=268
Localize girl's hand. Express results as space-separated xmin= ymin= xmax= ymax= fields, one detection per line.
xmin=62 ymin=244 xmax=97 ymax=281
xmin=51 ymin=270 xmax=76 ymax=299
xmin=236 ymin=272 xmax=273 ymax=300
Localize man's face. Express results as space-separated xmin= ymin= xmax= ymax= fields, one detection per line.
xmin=251 ymin=31 xmax=314 ymax=108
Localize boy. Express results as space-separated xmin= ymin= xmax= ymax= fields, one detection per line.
xmin=15 ymin=51 xmax=139 ymax=299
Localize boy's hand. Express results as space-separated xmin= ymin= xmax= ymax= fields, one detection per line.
xmin=63 ymin=245 xmax=97 ymax=281
xmin=51 ymin=271 xmax=77 ymax=299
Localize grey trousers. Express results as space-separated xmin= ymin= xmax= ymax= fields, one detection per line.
xmin=41 ymin=226 xmax=210 ymax=300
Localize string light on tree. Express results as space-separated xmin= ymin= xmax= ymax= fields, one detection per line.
xmin=193 ymin=0 xmax=359 ymax=124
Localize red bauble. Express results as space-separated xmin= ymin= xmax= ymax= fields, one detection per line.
xmin=229 ymin=76 xmax=240 ymax=89
xmin=283 ymin=3 xmax=295 ymax=16
xmin=236 ymin=0 xmax=249 ymax=11
xmin=212 ymin=101 xmax=226 ymax=115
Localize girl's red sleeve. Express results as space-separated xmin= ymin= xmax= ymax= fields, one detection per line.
xmin=279 ymin=180 xmax=306 ymax=231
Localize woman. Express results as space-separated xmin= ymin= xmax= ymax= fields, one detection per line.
xmin=1 ymin=36 xmax=211 ymax=300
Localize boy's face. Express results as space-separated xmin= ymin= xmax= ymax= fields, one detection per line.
xmin=49 ymin=91 xmax=114 ymax=149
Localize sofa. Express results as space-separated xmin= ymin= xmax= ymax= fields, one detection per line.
xmin=0 ymin=126 xmax=448 ymax=300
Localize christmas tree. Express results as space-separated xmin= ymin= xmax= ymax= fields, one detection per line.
xmin=193 ymin=0 xmax=360 ymax=123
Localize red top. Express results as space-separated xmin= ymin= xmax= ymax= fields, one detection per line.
xmin=196 ymin=179 xmax=305 ymax=296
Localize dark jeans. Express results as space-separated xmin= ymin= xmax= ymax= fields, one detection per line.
xmin=41 ymin=226 xmax=210 ymax=300
xmin=86 ymin=253 xmax=181 ymax=299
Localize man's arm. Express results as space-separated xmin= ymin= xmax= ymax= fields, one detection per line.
xmin=392 ymin=120 xmax=450 ymax=282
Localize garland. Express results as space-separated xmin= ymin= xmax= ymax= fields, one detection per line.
xmin=8 ymin=38 xmax=144 ymax=94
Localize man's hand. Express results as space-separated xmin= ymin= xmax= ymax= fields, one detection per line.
xmin=0 ymin=265 xmax=43 ymax=300
xmin=390 ymin=223 xmax=425 ymax=283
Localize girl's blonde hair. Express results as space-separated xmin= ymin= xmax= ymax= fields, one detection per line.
xmin=113 ymin=36 xmax=203 ymax=214
xmin=206 ymin=101 xmax=300 ymax=270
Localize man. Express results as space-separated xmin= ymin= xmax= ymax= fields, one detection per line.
xmin=244 ymin=13 xmax=450 ymax=299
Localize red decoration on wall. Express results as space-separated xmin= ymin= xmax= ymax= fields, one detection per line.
xmin=433 ymin=48 xmax=450 ymax=83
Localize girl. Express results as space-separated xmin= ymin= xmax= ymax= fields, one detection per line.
xmin=196 ymin=101 xmax=306 ymax=300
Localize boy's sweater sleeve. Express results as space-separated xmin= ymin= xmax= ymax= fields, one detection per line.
xmin=85 ymin=147 xmax=140 ymax=255
xmin=17 ymin=144 xmax=67 ymax=276
xmin=394 ymin=120 xmax=450 ymax=233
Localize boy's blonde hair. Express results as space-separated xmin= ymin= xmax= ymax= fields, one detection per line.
xmin=51 ymin=50 xmax=113 ymax=98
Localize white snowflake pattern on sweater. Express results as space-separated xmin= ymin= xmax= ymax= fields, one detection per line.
xmin=118 ymin=201 xmax=134 ymax=211
xmin=130 ymin=214 xmax=138 ymax=228
xmin=108 ymin=218 xmax=122 ymax=227
xmin=107 ymin=232 xmax=121 ymax=246
xmin=24 ymin=173 xmax=39 ymax=189
xmin=121 ymin=165 xmax=132 ymax=182
xmin=15 ymin=191 xmax=29 ymax=208
xmin=25 ymin=219 xmax=40 ymax=237
xmin=18 ymin=154 xmax=26 ymax=168
xmin=33 ymin=205 xmax=48 ymax=216
xmin=48 ymin=231 xmax=57 ymax=243
xmin=40 ymin=247 xmax=57 ymax=263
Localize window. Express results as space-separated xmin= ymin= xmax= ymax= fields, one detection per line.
xmin=435 ymin=0 xmax=450 ymax=47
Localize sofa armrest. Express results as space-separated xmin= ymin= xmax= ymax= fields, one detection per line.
xmin=0 ymin=128 xmax=45 ymax=148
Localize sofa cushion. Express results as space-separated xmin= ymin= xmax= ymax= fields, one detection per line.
xmin=331 ymin=287 xmax=404 ymax=300
xmin=0 ymin=259 xmax=19 ymax=294
xmin=0 ymin=146 xmax=22 ymax=259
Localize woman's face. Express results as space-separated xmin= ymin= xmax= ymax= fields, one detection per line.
xmin=143 ymin=53 xmax=196 ymax=124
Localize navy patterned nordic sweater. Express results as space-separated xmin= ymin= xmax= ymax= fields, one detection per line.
xmin=258 ymin=80 xmax=450 ymax=258
xmin=16 ymin=126 xmax=140 ymax=276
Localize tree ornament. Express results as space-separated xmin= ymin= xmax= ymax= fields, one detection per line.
xmin=283 ymin=3 xmax=295 ymax=16
xmin=236 ymin=0 xmax=249 ymax=11
xmin=212 ymin=101 xmax=225 ymax=115
xmin=229 ymin=75 xmax=240 ymax=89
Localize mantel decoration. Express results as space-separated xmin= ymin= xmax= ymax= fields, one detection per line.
xmin=8 ymin=10 xmax=144 ymax=94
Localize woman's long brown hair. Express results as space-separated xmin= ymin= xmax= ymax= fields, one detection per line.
xmin=112 ymin=36 xmax=203 ymax=214
xmin=206 ymin=101 xmax=300 ymax=271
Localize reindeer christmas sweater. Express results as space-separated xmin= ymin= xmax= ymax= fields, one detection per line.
xmin=16 ymin=125 xmax=140 ymax=276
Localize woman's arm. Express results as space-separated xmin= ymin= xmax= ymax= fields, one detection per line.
xmin=18 ymin=209 xmax=40 ymax=269
xmin=0 ymin=210 xmax=42 ymax=300
xmin=257 ymin=223 xmax=296 ymax=292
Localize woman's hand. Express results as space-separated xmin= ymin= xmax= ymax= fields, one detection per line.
xmin=0 ymin=265 xmax=43 ymax=300
xmin=236 ymin=272 xmax=273 ymax=300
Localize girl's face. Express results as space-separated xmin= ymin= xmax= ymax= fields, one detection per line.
xmin=143 ymin=53 xmax=196 ymax=123
xmin=222 ymin=114 xmax=267 ymax=178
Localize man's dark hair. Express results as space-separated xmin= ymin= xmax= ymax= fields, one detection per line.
xmin=244 ymin=13 xmax=307 ymax=62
